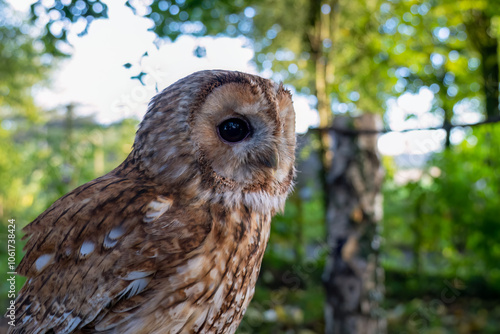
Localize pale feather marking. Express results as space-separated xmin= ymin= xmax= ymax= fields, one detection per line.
xmin=118 ymin=278 xmax=151 ymax=299
xmin=103 ymin=226 xmax=124 ymax=249
xmin=34 ymin=253 xmax=54 ymax=272
xmin=80 ymin=241 xmax=95 ymax=257
xmin=120 ymin=270 xmax=154 ymax=280
xmin=144 ymin=196 xmax=173 ymax=223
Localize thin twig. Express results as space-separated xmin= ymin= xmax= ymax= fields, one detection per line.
xmin=312 ymin=115 xmax=500 ymax=136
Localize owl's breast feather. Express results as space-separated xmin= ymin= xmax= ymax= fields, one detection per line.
xmin=120 ymin=205 xmax=272 ymax=334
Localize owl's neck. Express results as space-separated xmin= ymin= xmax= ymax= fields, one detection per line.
xmin=207 ymin=189 xmax=286 ymax=217
xmin=113 ymin=151 xmax=288 ymax=216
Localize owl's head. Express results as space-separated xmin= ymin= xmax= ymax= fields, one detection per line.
xmin=133 ymin=70 xmax=296 ymax=213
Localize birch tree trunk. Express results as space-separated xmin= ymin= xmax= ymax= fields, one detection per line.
xmin=322 ymin=114 xmax=386 ymax=334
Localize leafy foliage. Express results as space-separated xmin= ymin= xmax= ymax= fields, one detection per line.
xmin=29 ymin=0 xmax=108 ymax=56
xmin=0 ymin=0 xmax=51 ymax=119
xmin=382 ymin=125 xmax=500 ymax=331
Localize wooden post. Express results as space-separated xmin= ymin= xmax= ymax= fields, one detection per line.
xmin=322 ymin=114 xmax=386 ymax=334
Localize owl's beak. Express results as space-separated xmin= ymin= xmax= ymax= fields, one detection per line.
xmin=259 ymin=148 xmax=280 ymax=171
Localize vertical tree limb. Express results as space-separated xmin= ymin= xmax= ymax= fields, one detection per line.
xmin=322 ymin=114 xmax=386 ymax=334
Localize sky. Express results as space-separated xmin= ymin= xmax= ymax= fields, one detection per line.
xmin=9 ymin=0 xmax=473 ymax=158
xmin=18 ymin=0 xmax=320 ymax=128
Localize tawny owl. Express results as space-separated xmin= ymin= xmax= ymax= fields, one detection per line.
xmin=10 ymin=70 xmax=296 ymax=334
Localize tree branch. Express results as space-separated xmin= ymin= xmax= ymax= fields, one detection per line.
xmin=313 ymin=115 xmax=500 ymax=136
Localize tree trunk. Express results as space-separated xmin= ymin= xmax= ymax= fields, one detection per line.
xmin=480 ymin=42 xmax=499 ymax=118
xmin=64 ymin=103 xmax=78 ymax=190
xmin=308 ymin=1 xmax=335 ymax=210
xmin=322 ymin=114 xmax=386 ymax=334
xmin=465 ymin=10 xmax=500 ymax=118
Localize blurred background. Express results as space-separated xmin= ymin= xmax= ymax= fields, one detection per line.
xmin=1 ymin=0 xmax=499 ymax=333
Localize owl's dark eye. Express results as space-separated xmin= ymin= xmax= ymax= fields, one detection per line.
xmin=217 ymin=118 xmax=251 ymax=143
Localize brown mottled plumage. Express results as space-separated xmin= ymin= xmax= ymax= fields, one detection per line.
xmin=10 ymin=70 xmax=296 ymax=334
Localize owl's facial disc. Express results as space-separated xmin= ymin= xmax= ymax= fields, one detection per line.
xmin=191 ymin=79 xmax=295 ymax=194
xmin=134 ymin=70 xmax=294 ymax=213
